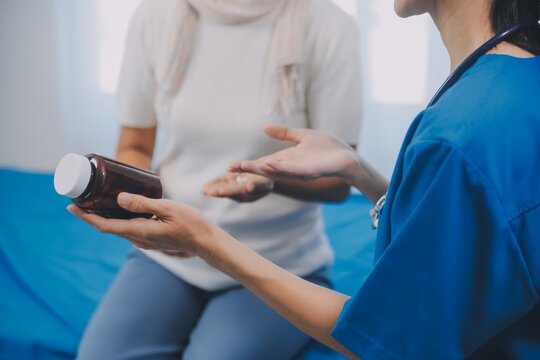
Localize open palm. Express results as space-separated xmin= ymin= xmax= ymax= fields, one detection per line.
xmin=229 ymin=124 xmax=359 ymax=183
xmin=202 ymin=172 xmax=274 ymax=202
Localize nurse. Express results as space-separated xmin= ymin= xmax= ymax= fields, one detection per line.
xmin=69 ymin=0 xmax=540 ymax=358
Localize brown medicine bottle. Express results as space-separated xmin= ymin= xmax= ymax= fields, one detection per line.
xmin=54 ymin=153 xmax=162 ymax=219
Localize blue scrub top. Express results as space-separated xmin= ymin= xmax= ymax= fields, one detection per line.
xmin=331 ymin=54 xmax=540 ymax=360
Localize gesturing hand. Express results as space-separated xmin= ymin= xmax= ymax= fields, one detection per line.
xmin=229 ymin=124 xmax=360 ymax=184
xmin=202 ymin=172 xmax=274 ymax=203
xmin=67 ymin=193 xmax=215 ymax=257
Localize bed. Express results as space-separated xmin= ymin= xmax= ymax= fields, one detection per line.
xmin=0 ymin=168 xmax=375 ymax=359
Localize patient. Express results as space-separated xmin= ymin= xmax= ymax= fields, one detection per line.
xmin=76 ymin=0 xmax=363 ymax=359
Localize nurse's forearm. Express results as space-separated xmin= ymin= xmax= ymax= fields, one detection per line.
xmin=200 ymin=227 xmax=361 ymax=360
xmin=348 ymin=158 xmax=389 ymax=204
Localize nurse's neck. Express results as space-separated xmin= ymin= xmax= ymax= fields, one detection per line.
xmin=430 ymin=0 xmax=533 ymax=73
xmin=431 ymin=0 xmax=493 ymax=72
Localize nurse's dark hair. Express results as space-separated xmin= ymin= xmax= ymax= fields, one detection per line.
xmin=490 ymin=0 xmax=540 ymax=55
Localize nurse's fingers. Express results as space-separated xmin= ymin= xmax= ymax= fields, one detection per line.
xmin=263 ymin=124 xmax=307 ymax=144
xmin=67 ymin=204 xmax=147 ymax=236
xmin=116 ymin=193 xmax=170 ymax=218
xmin=264 ymin=159 xmax=317 ymax=181
xmin=231 ymin=158 xmax=314 ymax=180
xmin=228 ymin=160 xmax=243 ymax=173
xmin=228 ymin=160 xmax=268 ymax=174
xmin=229 ymin=160 xmax=276 ymax=178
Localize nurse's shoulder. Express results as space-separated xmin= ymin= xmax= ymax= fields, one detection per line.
xmin=414 ymin=54 xmax=540 ymax=221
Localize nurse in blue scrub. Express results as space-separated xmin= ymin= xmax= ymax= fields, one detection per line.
xmin=69 ymin=0 xmax=540 ymax=358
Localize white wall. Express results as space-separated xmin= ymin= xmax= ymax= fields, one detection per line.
xmin=0 ymin=0 xmax=69 ymax=172
xmin=0 ymin=0 xmax=122 ymax=173
xmin=356 ymin=2 xmax=449 ymax=177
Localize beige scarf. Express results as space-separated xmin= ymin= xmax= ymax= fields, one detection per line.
xmin=156 ymin=0 xmax=309 ymax=115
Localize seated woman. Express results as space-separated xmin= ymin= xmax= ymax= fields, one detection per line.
xmin=70 ymin=0 xmax=540 ymax=358
xmin=76 ymin=0 xmax=362 ymax=359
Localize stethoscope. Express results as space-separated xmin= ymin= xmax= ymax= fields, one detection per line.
xmin=428 ymin=14 xmax=540 ymax=107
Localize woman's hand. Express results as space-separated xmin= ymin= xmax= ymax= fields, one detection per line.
xmin=229 ymin=124 xmax=389 ymax=204
xmin=202 ymin=172 xmax=274 ymax=203
xmin=67 ymin=193 xmax=215 ymax=257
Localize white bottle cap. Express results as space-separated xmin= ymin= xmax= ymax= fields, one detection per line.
xmin=54 ymin=153 xmax=93 ymax=198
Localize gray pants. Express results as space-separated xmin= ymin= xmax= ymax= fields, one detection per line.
xmin=77 ymin=249 xmax=330 ymax=360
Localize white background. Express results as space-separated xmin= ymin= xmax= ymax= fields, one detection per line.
xmin=0 ymin=0 xmax=449 ymax=178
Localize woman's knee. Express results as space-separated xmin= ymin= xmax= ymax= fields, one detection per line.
xmin=182 ymin=287 xmax=314 ymax=360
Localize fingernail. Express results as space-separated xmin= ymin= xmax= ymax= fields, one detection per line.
xmin=118 ymin=193 xmax=132 ymax=206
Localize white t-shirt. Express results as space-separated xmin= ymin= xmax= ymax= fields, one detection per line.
xmin=117 ymin=0 xmax=362 ymax=290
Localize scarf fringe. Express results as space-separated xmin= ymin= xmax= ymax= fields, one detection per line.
xmin=156 ymin=0 xmax=309 ymax=117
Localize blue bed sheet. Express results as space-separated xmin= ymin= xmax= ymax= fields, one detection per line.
xmin=0 ymin=168 xmax=375 ymax=359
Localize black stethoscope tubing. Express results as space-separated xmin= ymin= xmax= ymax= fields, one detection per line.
xmin=427 ymin=14 xmax=540 ymax=107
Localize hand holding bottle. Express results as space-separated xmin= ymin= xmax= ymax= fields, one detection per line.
xmin=68 ymin=193 xmax=215 ymax=256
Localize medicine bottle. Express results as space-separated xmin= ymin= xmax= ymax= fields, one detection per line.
xmin=54 ymin=153 xmax=162 ymax=219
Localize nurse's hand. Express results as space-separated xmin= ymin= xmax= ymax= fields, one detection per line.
xmin=229 ymin=124 xmax=389 ymax=204
xmin=202 ymin=172 xmax=274 ymax=202
xmin=229 ymin=124 xmax=359 ymax=184
xmin=67 ymin=193 xmax=215 ymax=257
